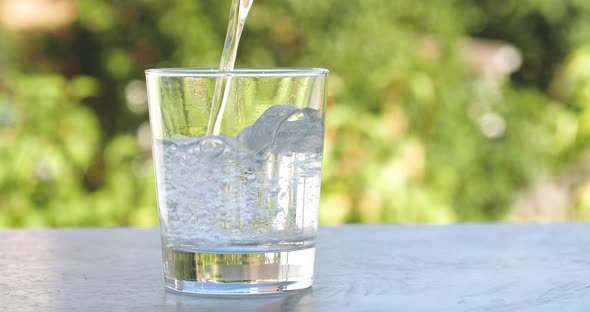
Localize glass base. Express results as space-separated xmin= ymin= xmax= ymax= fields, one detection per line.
xmin=162 ymin=246 xmax=315 ymax=295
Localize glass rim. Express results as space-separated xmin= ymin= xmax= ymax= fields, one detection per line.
xmin=145 ymin=67 xmax=329 ymax=77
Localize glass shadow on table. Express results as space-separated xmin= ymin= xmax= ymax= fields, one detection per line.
xmin=162 ymin=288 xmax=314 ymax=312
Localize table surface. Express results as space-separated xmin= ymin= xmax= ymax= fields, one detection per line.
xmin=1 ymin=224 xmax=589 ymax=312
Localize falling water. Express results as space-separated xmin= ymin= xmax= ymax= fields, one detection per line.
xmin=206 ymin=0 xmax=253 ymax=135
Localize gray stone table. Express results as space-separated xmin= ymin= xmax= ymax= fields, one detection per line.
xmin=1 ymin=224 xmax=590 ymax=311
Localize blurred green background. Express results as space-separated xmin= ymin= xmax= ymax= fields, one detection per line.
xmin=2 ymin=0 xmax=590 ymax=227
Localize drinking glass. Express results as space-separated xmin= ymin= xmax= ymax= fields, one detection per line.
xmin=145 ymin=68 xmax=328 ymax=295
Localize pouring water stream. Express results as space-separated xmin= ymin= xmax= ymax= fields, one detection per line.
xmin=206 ymin=0 xmax=253 ymax=136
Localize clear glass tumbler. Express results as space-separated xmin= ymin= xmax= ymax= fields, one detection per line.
xmin=145 ymin=68 xmax=328 ymax=295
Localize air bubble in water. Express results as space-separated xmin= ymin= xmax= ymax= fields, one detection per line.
xmin=198 ymin=138 xmax=226 ymax=158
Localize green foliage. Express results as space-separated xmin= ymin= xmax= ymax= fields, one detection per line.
xmin=1 ymin=0 xmax=590 ymax=226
